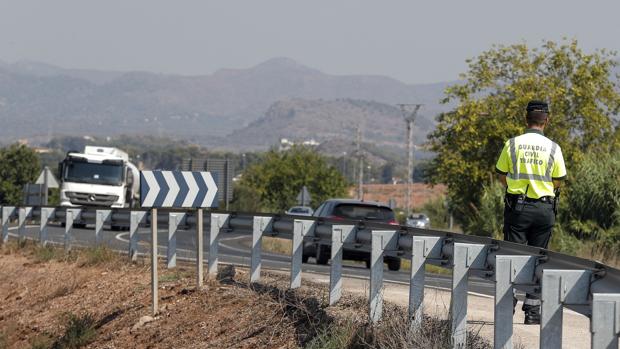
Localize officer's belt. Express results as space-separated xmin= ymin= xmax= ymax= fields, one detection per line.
xmin=506 ymin=193 xmax=555 ymax=204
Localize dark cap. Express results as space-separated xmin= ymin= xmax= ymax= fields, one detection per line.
xmin=526 ymin=100 xmax=549 ymax=114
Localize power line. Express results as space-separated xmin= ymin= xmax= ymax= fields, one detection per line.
xmin=356 ymin=124 xmax=364 ymax=200
xmin=398 ymin=103 xmax=423 ymax=215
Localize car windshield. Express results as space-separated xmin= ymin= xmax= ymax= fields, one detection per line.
xmin=64 ymin=161 xmax=123 ymax=186
xmin=289 ymin=207 xmax=310 ymax=213
xmin=332 ymin=204 xmax=394 ymax=221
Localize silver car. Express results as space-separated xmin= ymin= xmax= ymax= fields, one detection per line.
xmin=286 ymin=206 xmax=314 ymax=216
xmin=406 ymin=213 xmax=430 ymax=229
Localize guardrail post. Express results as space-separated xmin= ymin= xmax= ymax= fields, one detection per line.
xmin=196 ymin=209 xmax=204 ymax=289
xmin=591 ymin=293 xmax=620 ymax=349
xmin=18 ymin=207 xmax=33 ymax=242
xmin=95 ymin=209 xmax=111 ymax=245
xmin=409 ymin=236 xmax=443 ymax=327
xmin=2 ymin=206 xmax=16 ymax=244
xmin=167 ymin=212 xmax=185 ymax=268
xmin=291 ymin=219 xmax=315 ymax=289
xmin=329 ymin=225 xmax=355 ymax=306
xmin=540 ymin=269 xmax=592 ymax=349
xmin=493 ymin=255 xmax=537 ymax=349
xmin=450 ymin=242 xmax=488 ymax=349
xmin=251 ymin=216 xmax=273 ymax=283
xmin=40 ymin=207 xmax=55 ymax=246
xmin=129 ymin=211 xmax=147 ymax=261
xmin=208 ymin=213 xmax=230 ymax=277
xmin=64 ymin=208 xmax=81 ymax=252
xmin=369 ymin=230 xmax=398 ymax=323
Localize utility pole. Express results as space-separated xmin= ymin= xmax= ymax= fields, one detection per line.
xmin=356 ymin=124 xmax=364 ymax=200
xmin=398 ymin=104 xmax=423 ymax=215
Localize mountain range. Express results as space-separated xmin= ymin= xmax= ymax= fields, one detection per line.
xmin=0 ymin=58 xmax=453 ymax=150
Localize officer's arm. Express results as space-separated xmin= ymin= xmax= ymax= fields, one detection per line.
xmin=495 ymin=141 xmax=510 ymax=187
xmin=498 ymin=174 xmax=507 ymax=186
xmin=551 ymin=146 xmax=567 ymax=189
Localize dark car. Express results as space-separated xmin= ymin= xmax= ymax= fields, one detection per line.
xmin=302 ymin=199 xmax=402 ymax=271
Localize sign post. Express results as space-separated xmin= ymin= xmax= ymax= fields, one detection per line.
xmin=35 ymin=166 xmax=59 ymax=205
xmin=296 ymin=186 xmax=311 ymax=206
xmin=139 ymin=170 xmax=218 ymax=315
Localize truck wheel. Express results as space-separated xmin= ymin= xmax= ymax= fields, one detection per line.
xmin=387 ymin=258 xmax=401 ymax=271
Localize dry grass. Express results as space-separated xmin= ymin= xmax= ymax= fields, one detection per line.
xmin=262 ymin=236 xmax=293 ymax=255
xmin=306 ymin=305 xmax=491 ymax=349
xmin=45 ymin=276 xmax=85 ymax=301
xmin=400 ymin=258 xmax=451 ymax=275
xmin=575 ymin=241 xmax=620 ymax=268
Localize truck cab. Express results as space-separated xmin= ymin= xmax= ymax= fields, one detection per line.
xmin=58 ymin=146 xmax=139 ymax=208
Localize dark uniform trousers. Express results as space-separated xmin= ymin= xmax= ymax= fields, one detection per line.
xmin=503 ymin=199 xmax=555 ymax=315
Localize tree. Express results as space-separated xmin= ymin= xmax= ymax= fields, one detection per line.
xmin=427 ymin=40 xmax=620 ymax=233
xmin=238 ymin=146 xmax=347 ymax=212
xmin=0 ymin=144 xmax=41 ymax=205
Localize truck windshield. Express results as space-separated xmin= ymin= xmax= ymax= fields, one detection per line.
xmin=64 ymin=161 xmax=123 ymax=186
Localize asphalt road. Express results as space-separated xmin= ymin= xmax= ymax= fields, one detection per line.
xmin=15 ymin=223 xmax=495 ymax=297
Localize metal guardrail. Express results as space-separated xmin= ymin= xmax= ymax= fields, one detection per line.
xmin=1 ymin=205 xmax=619 ymax=349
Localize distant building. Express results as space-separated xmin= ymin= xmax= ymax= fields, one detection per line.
xmin=278 ymin=138 xmax=320 ymax=151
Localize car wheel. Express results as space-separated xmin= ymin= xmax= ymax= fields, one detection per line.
xmin=365 ymin=258 xmax=371 ymax=269
xmin=302 ymin=253 xmax=309 ymax=264
xmin=387 ymin=258 xmax=401 ymax=271
xmin=316 ymin=245 xmax=329 ymax=265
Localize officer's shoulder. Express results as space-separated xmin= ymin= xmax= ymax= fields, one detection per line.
xmin=541 ymin=134 xmax=561 ymax=148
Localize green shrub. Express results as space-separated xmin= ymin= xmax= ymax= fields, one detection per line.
xmin=565 ymin=151 xmax=620 ymax=232
xmin=421 ymin=197 xmax=450 ymax=230
xmin=466 ymin=181 xmax=505 ymax=238
xmin=52 ymin=313 xmax=96 ymax=349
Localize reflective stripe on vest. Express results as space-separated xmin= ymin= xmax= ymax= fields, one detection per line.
xmin=507 ymin=138 xmax=558 ymax=182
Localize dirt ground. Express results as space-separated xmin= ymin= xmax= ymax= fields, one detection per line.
xmin=355 ymin=183 xmax=447 ymax=209
xmin=0 ymin=243 xmax=371 ymax=349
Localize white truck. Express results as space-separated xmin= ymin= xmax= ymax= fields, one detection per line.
xmin=58 ymin=146 xmax=139 ymax=209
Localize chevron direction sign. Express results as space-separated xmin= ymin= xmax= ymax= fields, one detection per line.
xmin=139 ymin=171 xmax=218 ymax=208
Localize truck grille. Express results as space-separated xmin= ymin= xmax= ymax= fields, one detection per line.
xmin=66 ymin=192 xmax=119 ymax=206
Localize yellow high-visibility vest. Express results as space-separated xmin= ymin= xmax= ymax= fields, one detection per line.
xmin=495 ymin=129 xmax=567 ymax=199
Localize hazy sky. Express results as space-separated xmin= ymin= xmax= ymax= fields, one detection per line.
xmin=1 ymin=0 xmax=619 ymax=84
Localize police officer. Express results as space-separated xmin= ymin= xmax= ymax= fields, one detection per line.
xmin=495 ymin=100 xmax=567 ymax=325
